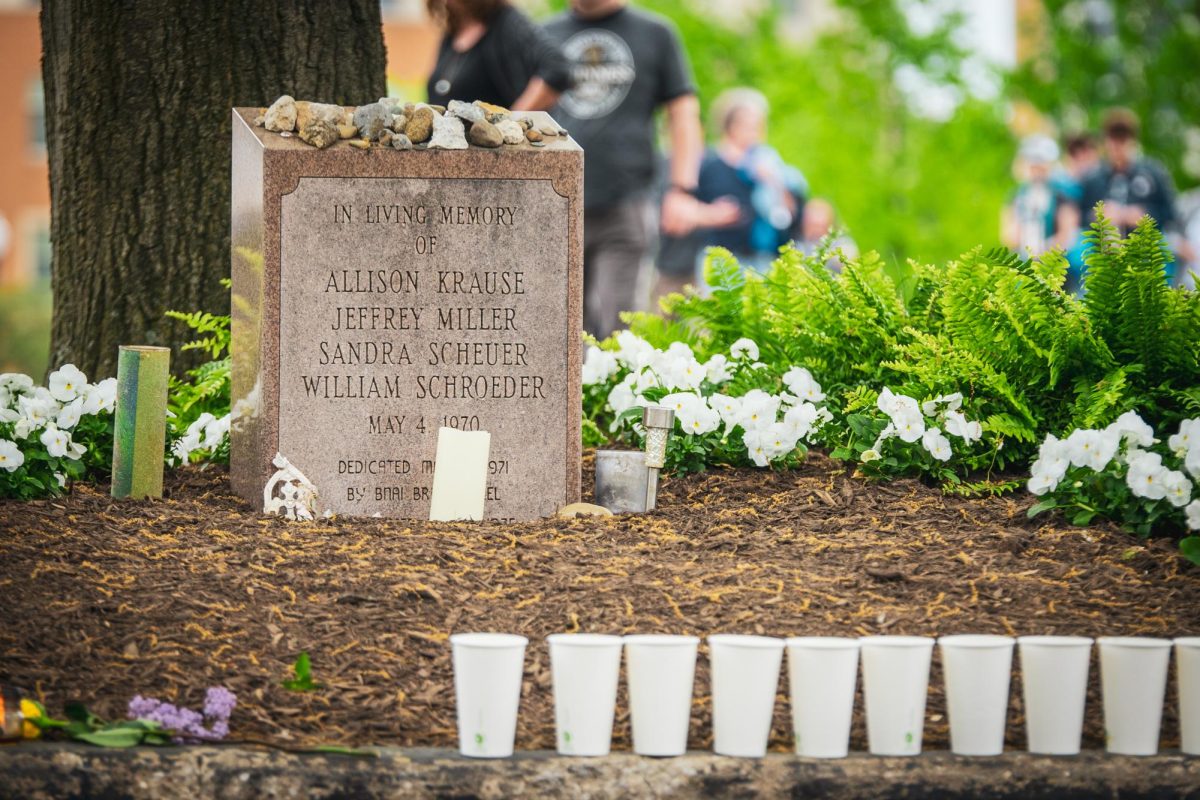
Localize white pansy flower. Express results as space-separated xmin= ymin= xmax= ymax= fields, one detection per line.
xmin=581 ymin=346 xmax=619 ymax=385
xmin=56 ymin=398 xmax=84 ymax=430
xmin=1187 ymin=500 xmax=1200 ymax=531
xmin=660 ymin=392 xmax=703 ymax=417
xmin=1162 ymin=470 xmax=1193 ymax=508
xmin=0 ymin=373 xmax=35 ymax=394
xmin=709 ymin=393 xmax=742 ymax=429
xmin=861 ymin=449 xmax=882 ymax=463
xmin=734 ymin=390 xmax=780 ymax=432
xmin=48 ymin=364 xmax=87 ymax=402
xmin=729 ymin=337 xmax=759 ymax=361
xmin=814 ymin=407 xmax=833 ymax=426
xmin=1064 ymin=428 xmax=1119 ymax=472
xmin=613 ymin=331 xmax=655 ymax=370
xmin=921 ymin=427 xmax=952 ymax=461
xmin=921 ymin=392 xmax=963 ymax=416
xmin=1031 ymin=434 xmax=1070 ymax=482
xmin=783 ymin=402 xmax=819 ymax=440
xmin=80 ymin=377 xmax=118 ymax=415
xmin=40 ymin=426 xmax=74 ymax=459
xmin=1106 ymin=410 xmax=1155 ymax=448
xmin=877 ymin=387 xmax=920 ymax=421
xmin=1168 ymin=419 xmax=1200 ymax=456
xmin=1188 ymin=446 xmax=1200 ymax=480
xmin=172 ymin=431 xmax=202 ymax=464
xmin=677 ymin=400 xmax=721 ymax=436
xmin=666 ymin=357 xmax=706 ymax=391
xmin=1028 ymin=470 xmax=1058 ymax=496
xmin=17 ymin=393 xmax=57 ymax=433
xmin=1126 ymin=451 xmax=1168 ymax=500
xmin=0 ymin=439 xmax=24 ymax=472
xmin=742 ymin=428 xmax=771 ymax=467
xmin=783 ymin=366 xmax=826 ymax=403
xmin=704 ymin=354 xmax=733 ymax=383
xmin=763 ymin=421 xmax=799 ymax=459
xmin=202 ymin=414 xmax=231 ymax=449
xmin=944 ymin=410 xmax=982 ymax=443
xmin=607 ymin=379 xmax=637 ymax=415
xmin=893 ymin=409 xmax=925 ymax=443
xmin=0 ymin=407 xmax=18 ymax=423
xmin=633 ymin=368 xmax=661 ymax=395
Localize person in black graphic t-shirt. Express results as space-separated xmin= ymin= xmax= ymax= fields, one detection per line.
xmin=544 ymin=0 xmax=738 ymax=338
xmin=426 ymin=0 xmax=569 ymax=110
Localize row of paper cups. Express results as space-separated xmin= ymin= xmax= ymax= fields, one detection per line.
xmin=451 ymin=632 xmax=1200 ymax=758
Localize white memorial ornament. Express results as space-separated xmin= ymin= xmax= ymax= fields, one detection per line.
xmin=263 ymin=453 xmax=318 ymax=521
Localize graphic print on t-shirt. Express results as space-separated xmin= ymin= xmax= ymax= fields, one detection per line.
xmin=558 ymin=29 xmax=636 ymax=120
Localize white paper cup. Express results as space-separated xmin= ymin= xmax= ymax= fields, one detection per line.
xmin=708 ymin=634 xmax=785 ymax=757
xmin=450 ymin=633 xmax=528 ymax=758
xmin=786 ymin=637 xmax=860 ymax=758
xmin=1098 ymin=636 xmax=1172 ymax=755
xmin=860 ymin=636 xmax=934 ymax=756
xmin=1017 ymin=635 xmax=1093 ymax=755
xmin=547 ymin=633 xmax=623 ymax=756
xmin=938 ymin=635 xmax=1014 ymax=756
xmin=624 ymin=634 xmax=700 ymax=756
xmin=1175 ymin=637 xmax=1200 ymax=756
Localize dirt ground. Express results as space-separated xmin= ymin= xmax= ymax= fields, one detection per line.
xmin=2 ymin=453 xmax=1197 ymax=751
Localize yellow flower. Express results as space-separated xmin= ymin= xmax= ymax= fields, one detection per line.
xmin=20 ymin=698 xmax=42 ymax=739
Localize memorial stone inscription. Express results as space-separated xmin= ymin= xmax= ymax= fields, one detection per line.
xmin=230 ymin=109 xmax=583 ymax=521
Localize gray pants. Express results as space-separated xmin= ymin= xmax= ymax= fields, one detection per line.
xmin=583 ymin=198 xmax=654 ymax=339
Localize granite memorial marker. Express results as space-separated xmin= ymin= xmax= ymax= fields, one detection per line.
xmin=230 ymin=103 xmax=582 ymax=521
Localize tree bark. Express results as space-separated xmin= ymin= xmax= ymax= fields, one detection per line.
xmin=41 ymin=0 xmax=387 ymax=378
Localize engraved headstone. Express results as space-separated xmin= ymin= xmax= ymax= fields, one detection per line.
xmin=230 ymin=108 xmax=583 ymax=521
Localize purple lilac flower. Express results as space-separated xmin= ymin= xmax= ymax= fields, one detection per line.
xmin=203 ymin=687 xmax=237 ymax=722
xmin=127 ymin=686 xmax=237 ymax=743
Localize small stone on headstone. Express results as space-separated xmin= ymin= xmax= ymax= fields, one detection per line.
xmin=299 ymin=118 xmax=339 ymax=149
xmin=496 ymin=118 xmax=525 ymax=145
xmin=525 ymin=128 xmax=543 ymax=143
xmin=264 ymin=95 xmax=297 ymax=133
xmin=539 ymin=124 xmax=560 ymax=136
xmin=518 ymin=117 xmax=534 ymax=131
xmin=353 ymin=102 xmax=393 ymax=142
xmin=298 ymin=102 xmax=344 ymax=131
xmin=391 ymin=113 xmax=408 ymax=133
xmin=378 ymin=129 xmax=393 ymax=148
xmin=391 ymin=132 xmax=413 ymax=150
xmin=475 ymin=100 xmax=510 ymax=123
xmin=427 ymin=113 xmax=467 ymax=150
xmin=468 ymin=119 xmax=503 ymax=148
xmin=337 ymin=123 xmax=358 ymax=139
xmin=448 ymin=99 xmax=485 ymax=125
xmin=405 ymin=106 xmax=435 ymax=144
xmin=348 ymin=138 xmax=370 ymax=149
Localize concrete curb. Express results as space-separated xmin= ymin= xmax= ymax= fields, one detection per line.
xmin=1 ymin=745 xmax=1199 ymax=799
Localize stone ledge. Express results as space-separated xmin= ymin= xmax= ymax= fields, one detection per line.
xmin=1 ymin=745 xmax=1198 ymax=799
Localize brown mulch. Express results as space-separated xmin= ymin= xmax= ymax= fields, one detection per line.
xmin=1 ymin=453 xmax=1197 ymax=752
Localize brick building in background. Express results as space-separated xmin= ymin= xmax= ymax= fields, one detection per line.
xmin=0 ymin=0 xmax=438 ymax=288
xmin=0 ymin=1 xmax=49 ymax=288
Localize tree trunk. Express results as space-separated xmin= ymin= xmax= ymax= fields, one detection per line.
xmin=41 ymin=0 xmax=387 ymax=378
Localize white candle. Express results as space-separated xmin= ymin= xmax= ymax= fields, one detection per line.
xmin=429 ymin=427 xmax=491 ymax=521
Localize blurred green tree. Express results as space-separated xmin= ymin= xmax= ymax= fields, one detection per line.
xmin=1009 ymin=0 xmax=1200 ymax=189
xmin=543 ymin=0 xmax=1015 ymax=267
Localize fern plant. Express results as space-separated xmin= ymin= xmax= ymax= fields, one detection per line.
xmin=165 ymin=282 xmax=232 ymax=463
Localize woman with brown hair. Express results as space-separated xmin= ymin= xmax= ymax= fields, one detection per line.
xmin=426 ymin=0 xmax=570 ymax=110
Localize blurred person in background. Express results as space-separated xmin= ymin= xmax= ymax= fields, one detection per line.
xmin=1083 ymin=108 xmax=1191 ymax=282
xmin=545 ymin=0 xmax=737 ymax=337
xmin=1058 ymin=131 xmax=1099 ymax=281
xmin=1002 ymin=135 xmax=1081 ymax=287
xmin=796 ymin=198 xmax=857 ymax=272
xmin=426 ymin=0 xmax=569 ymax=110
xmin=1063 ymin=131 xmax=1101 ymax=188
xmin=693 ymin=88 xmax=806 ymax=274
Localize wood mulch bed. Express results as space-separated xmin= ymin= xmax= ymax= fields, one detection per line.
xmin=1 ymin=453 xmax=1197 ymax=751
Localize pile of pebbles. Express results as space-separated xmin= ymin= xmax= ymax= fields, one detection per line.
xmin=254 ymin=95 xmax=567 ymax=151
